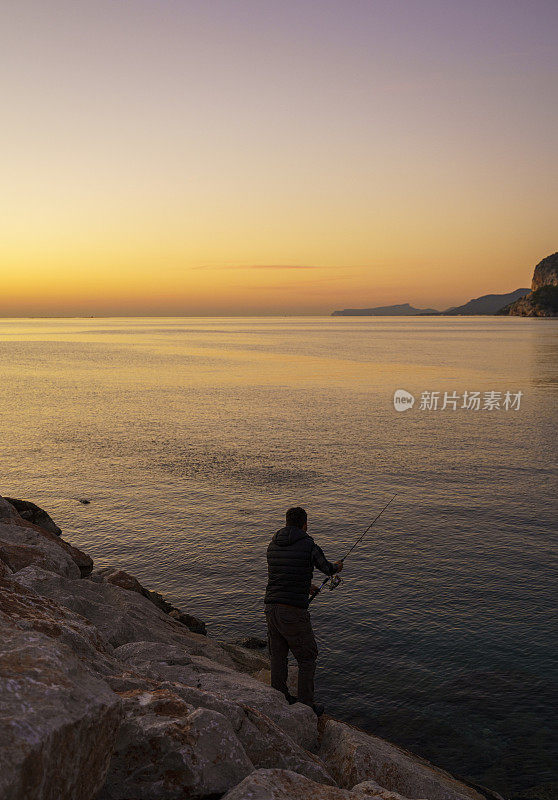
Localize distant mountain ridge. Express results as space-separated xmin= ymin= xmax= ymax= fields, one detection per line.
xmin=332 ymin=303 xmax=439 ymax=316
xmin=331 ymin=289 xmax=530 ymax=317
xmin=443 ymin=288 xmax=529 ymax=315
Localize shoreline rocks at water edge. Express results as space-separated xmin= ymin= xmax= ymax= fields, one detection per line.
xmin=0 ymin=495 xmax=501 ymax=800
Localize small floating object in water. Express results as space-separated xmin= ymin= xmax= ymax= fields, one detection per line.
xmin=77 ymin=498 xmax=91 ymax=505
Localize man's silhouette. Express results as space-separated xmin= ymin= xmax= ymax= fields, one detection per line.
xmin=264 ymin=506 xmax=343 ymax=716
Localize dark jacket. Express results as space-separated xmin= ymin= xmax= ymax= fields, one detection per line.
xmin=264 ymin=525 xmax=338 ymax=609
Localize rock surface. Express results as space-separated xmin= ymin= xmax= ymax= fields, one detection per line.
xmin=0 ymin=517 xmax=87 ymax=578
xmin=0 ymin=619 xmax=121 ymax=800
xmin=319 ymin=719 xmax=485 ymax=800
xmin=5 ymin=497 xmax=63 ymax=535
xmin=220 ymin=768 xmax=414 ymax=799
xmin=531 ymin=252 xmax=558 ymax=290
xmin=502 ymin=252 xmax=558 ymax=316
xmin=18 ymin=566 xmax=219 ymax=654
xmin=98 ymin=688 xmax=253 ymax=799
xmin=92 ymin=565 xmax=207 ymax=634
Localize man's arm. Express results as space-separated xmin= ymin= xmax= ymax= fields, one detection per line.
xmin=311 ymin=543 xmax=343 ymax=576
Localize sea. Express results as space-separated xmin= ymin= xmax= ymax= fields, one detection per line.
xmin=0 ymin=316 xmax=556 ymax=799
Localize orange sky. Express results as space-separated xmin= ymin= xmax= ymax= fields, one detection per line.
xmin=1 ymin=1 xmax=557 ymax=315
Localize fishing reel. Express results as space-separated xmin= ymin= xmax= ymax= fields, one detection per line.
xmin=328 ymin=574 xmax=342 ymax=591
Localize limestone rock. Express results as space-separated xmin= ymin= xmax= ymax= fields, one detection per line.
xmin=106 ymin=671 xmax=247 ymax=730
xmin=220 ymin=639 xmax=271 ymax=674
xmin=221 ymin=768 xmax=356 ymax=799
xmin=239 ymin=704 xmax=335 ymax=785
xmin=109 ymin=638 xmax=318 ymax=753
xmin=319 ymin=719 xmax=485 ymax=800
xmin=98 ymin=686 xmax=253 ymax=799
xmin=105 ymin=670 xmax=329 ymax=783
xmin=531 ymin=251 xmax=558 ymax=290
xmin=1 ymin=566 xmax=119 ymax=676
xmin=168 ymin=607 xmax=207 ymax=635
xmin=5 ymin=497 xmax=62 ymax=535
xmin=0 ymin=507 xmax=92 ymax=577
xmin=17 ymin=566 xmax=223 ymax=658
xmin=0 ymin=518 xmax=81 ymax=578
xmin=352 ymin=779 xmax=421 ymax=800
xmin=234 ymin=634 xmax=268 ymax=649
xmin=0 ymin=496 xmax=20 ymax=522
xmin=193 ymin=664 xmax=318 ymax=751
xmin=113 ymin=633 xmax=234 ymax=670
xmin=91 ymin=566 xmax=148 ymax=595
xmin=91 ymin=565 xmax=207 ymax=634
xmin=0 ymin=557 xmax=13 ymax=578
xmin=0 ymin=624 xmax=121 ymax=800
xmin=501 ymin=252 xmax=558 ymax=316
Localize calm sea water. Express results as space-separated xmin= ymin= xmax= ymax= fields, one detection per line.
xmin=0 ymin=317 xmax=556 ymax=798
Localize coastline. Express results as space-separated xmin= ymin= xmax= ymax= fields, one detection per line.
xmin=0 ymin=495 xmax=505 ymax=800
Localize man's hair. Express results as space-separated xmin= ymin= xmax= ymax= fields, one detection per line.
xmin=285 ymin=506 xmax=307 ymax=528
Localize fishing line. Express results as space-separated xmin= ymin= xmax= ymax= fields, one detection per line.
xmin=309 ymin=493 xmax=398 ymax=604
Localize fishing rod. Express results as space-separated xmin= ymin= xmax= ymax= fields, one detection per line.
xmin=308 ymin=493 xmax=398 ymax=604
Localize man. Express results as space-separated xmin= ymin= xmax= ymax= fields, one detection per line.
xmin=264 ymin=506 xmax=343 ymax=716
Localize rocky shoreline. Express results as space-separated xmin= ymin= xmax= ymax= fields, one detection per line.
xmin=0 ymin=495 xmax=503 ymax=800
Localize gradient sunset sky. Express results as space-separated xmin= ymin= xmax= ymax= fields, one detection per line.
xmin=2 ymin=0 xmax=557 ymax=315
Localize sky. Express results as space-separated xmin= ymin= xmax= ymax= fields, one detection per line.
xmin=1 ymin=0 xmax=557 ymax=315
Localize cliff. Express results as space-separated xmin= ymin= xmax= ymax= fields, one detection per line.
xmin=500 ymin=253 xmax=558 ymax=317
xmin=0 ymin=495 xmax=498 ymax=800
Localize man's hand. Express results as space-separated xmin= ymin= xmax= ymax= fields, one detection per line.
xmin=334 ymin=560 xmax=344 ymax=573
xmin=310 ymin=584 xmax=320 ymax=595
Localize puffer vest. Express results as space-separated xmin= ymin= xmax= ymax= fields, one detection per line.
xmin=264 ymin=525 xmax=314 ymax=609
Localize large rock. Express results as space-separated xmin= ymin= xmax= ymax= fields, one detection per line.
xmin=233 ymin=635 xmax=268 ymax=650
xmin=220 ymin=768 xmax=374 ymax=799
xmin=501 ymin=252 xmax=558 ymax=316
xmin=0 ymin=624 xmax=121 ymax=800
xmin=98 ymin=685 xmax=253 ymax=799
xmin=105 ymin=669 xmax=330 ymax=785
xmin=16 ymin=566 xmax=227 ymax=659
xmin=90 ymin=566 xmax=148 ymax=595
xmin=167 ymin=607 xmax=207 ymax=635
xmin=0 ymin=496 xmax=20 ymax=522
xmin=91 ymin=565 xmax=207 ymax=634
xmin=353 ymin=780 xmax=422 ymax=800
xmin=0 ymin=510 xmax=92 ymax=577
xmin=110 ymin=637 xmax=318 ymax=751
xmin=319 ymin=719 xmax=485 ymax=800
xmin=106 ymin=671 xmax=247 ymax=731
xmin=239 ymin=704 xmax=334 ymax=784
xmin=531 ymin=251 xmax=558 ymax=290
xmin=0 ymin=566 xmax=119 ymax=676
xmin=5 ymin=497 xmax=62 ymax=535
xmin=220 ymin=640 xmax=271 ymax=674
xmin=196 ymin=664 xmax=318 ymax=751
xmin=0 ymin=558 xmax=12 ymax=578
